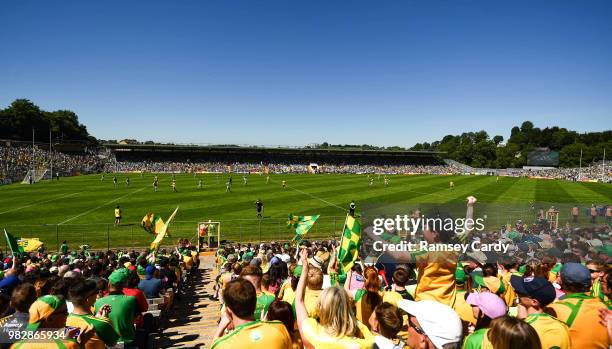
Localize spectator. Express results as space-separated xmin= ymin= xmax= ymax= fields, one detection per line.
xmin=0 ymin=283 xmax=37 ymax=346
xmin=0 ymin=259 xmax=21 ymax=296
xmin=487 ymin=316 xmax=541 ymax=349
xmin=462 ymin=292 xmax=507 ymax=349
xmin=138 ymin=265 xmax=162 ymax=299
xmin=398 ymin=299 xmax=462 ymax=349
xmin=212 ymin=278 xmax=291 ymax=348
xmin=346 ymin=266 xmax=383 ymax=330
xmin=124 ymin=271 xmax=148 ymax=328
xmin=67 ymin=279 xmax=119 ymax=349
xmin=300 ymin=263 xmax=324 ymax=318
xmin=13 ymin=294 xmax=87 ymax=348
xmin=94 ymin=269 xmax=138 ymax=348
xmin=264 ymin=300 xmax=302 ymax=348
xmin=295 ymin=249 xmax=374 ymax=348
xmin=240 ymin=265 xmax=275 ymax=320
xmin=368 ymin=302 xmax=405 ymax=349
xmin=387 ymin=266 xmax=415 ymax=301
xmin=548 ymin=262 xmax=609 ymax=348
xmin=510 ymin=275 xmax=570 ymax=349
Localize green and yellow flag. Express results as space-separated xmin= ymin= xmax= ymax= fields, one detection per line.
xmin=142 ymin=213 xmax=165 ymax=235
xmin=287 ymin=214 xmax=319 ymax=242
xmin=4 ymin=230 xmax=25 ymax=256
xmin=19 ymin=238 xmax=44 ymax=252
xmin=151 ymin=207 xmax=179 ymax=250
xmin=337 ymin=215 xmax=361 ymax=275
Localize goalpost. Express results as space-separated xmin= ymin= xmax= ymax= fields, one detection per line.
xmin=21 ymin=169 xmax=49 ymax=184
xmin=197 ymin=220 xmax=221 ymax=251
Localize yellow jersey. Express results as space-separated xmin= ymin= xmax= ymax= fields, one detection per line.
xmin=500 ymin=271 xmax=521 ymax=307
xmin=300 ymin=317 xmax=374 ymax=349
xmin=524 ymin=313 xmax=570 ymax=349
xmin=211 ymin=320 xmax=292 ymax=349
xmin=413 ymin=250 xmax=458 ymax=307
xmin=453 ymin=289 xmax=477 ymax=326
xmin=548 ymin=293 xmax=609 ymax=349
xmin=281 ymin=286 xmax=296 ymax=305
xmin=66 ymin=313 xmax=119 ymax=349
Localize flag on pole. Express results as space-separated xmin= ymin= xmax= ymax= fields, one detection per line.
xmin=287 ymin=214 xmax=319 ymax=242
xmin=150 ymin=207 xmax=179 ymax=250
xmin=141 ymin=213 xmax=165 ymax=235
xmin=4 ymin=230 xmax=25 ymax=256
xmin=337 ymin=215 xmax=361 ymax=275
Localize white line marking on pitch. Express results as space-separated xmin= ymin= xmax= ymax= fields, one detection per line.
xmin=0 ymin=192 xmax=82 ymax=215
xmin=268 ymin=177 xmax=348 ymax=212
xmin=58 ymin=187 xmax=145 ymax=225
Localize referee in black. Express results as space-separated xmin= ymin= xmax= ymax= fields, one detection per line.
xmin=349 ymin=200 xmax=356 ymax=217
xmin=255 ymin=199 xmax=264 ymax=218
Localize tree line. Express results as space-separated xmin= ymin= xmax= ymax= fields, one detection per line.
xmin=411 ymin=121 xmax=611 ymax=168
xmin=0 ymin=99 xmax=97 ymax=145
xmin=1 ymin=100 xmax=609 ymax=168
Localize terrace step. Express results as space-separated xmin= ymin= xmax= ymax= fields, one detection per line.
xmin=153 ymin=255 xmax=218 ymax=348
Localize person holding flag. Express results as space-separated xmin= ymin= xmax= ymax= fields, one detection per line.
xmin=363 ymin=196 xmax=477 ymax=307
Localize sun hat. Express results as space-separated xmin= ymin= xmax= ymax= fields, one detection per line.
xmin=398 ymin=299 xmax=462 ymax=349
xmin=466 ymin=292 xmax=507 ymax=319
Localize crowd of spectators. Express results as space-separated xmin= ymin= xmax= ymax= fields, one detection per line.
xmin=0 ymin=239 xmax=199 ymax=348
xmin=0 ymin=145 xmax=104 ymax=184
xmin=104 ymin=160 xmax=462 ymax=175
xmin=505 ymin=164 xmax=611 ymax=182
xmin=210 ymin=197 xmax=611 ymax=349
xmin=1 ymin=144 xmax=609 ymax=185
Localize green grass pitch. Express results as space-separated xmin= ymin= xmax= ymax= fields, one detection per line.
xmin=0 ymin=173 xmax=610 ymax=250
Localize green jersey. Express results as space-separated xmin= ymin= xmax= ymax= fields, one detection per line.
xmin=94 ymin=294 xmax=137 ymax=345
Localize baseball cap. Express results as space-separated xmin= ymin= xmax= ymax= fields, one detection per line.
xmin=109 ymin=268 xmax=129 ymax=286
xmin=560 ymin=262 xmax=591 ymax=287
xmin=398 ymin=299 xmax=462 ymax=349
xmin=466 ymin=292 xmax=507 ymax=319
xmin=510 ymin=275 xmax=556 ymax=306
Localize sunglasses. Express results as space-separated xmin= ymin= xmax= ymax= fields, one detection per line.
xmin=408 ymin=316 xmax=426 ymax=336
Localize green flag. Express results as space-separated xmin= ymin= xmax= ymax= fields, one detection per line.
xmin=4 ymin=230 xmax=25 ymax=256
xmin=337 ymin=215 xmax=361 ymax=275
xmin=287 ymin=214 xmax=319 ymax=241
xmin=287 ymin=214 xmax=319 ymax=235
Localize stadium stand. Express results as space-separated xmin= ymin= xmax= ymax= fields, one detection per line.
xmin=1 ymin=143 xmax=609 ymax=183
xmin=0 ymin=142 xmax=611 ymax=348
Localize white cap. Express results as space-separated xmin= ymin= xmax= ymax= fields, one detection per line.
xmin=398 ymin=299 xmax=462 ymax=349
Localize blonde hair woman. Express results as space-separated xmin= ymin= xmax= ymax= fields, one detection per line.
xmin=295 ymin=249 xmax=373 ymax=349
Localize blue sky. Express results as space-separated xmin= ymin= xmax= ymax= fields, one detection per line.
xmin=1 ymin=0 xmax=610 ymax=147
